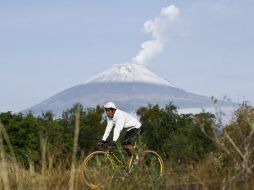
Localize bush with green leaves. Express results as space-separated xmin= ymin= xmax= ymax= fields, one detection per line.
xmin=137 ymin=103 xmax=216 ymax=163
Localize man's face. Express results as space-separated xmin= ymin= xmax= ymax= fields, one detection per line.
xmin=105 ymin=108 xmax=115 ymax=119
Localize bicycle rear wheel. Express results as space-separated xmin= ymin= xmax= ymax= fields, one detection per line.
xmin=140 ymin=150 xmax=164 ymax=177
xmin=82 ymin=151 xmax=115 ymax=189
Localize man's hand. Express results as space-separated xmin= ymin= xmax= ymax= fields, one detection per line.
xmin=108 ymin=141 xmax=116 ymax=148
xmin=97 ymin=140 xmax=109 ymax=146
xmin=96 ymin=140 xmax=116 ymax=150
xmin=95 ymin=140 xmax=106 ymax=150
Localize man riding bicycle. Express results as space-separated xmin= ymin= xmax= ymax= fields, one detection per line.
xmin=99 ymin=102 xmax=142 ymax=163
xmin=82 ymin=104 xmax=163 ymax=188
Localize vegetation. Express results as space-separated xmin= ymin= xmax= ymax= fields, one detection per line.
xmin=0 ymin=102 xmax=254 ymax=189
xmin=137 ymin=103 xmax=216 ymax=163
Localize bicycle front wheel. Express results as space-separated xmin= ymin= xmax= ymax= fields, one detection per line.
xmin=82 ymin=151 xmax=115 ymax=189
xmin=141 ymin=150 xmax=164 ymax=177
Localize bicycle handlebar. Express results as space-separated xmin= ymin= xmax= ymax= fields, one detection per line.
xmin=96 ymin=141 xmax=117 ymax=150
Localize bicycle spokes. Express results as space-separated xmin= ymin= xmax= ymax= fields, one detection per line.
xmin=82 ymin=151 xmax=114 ymax=189
xmin=140 ymin=150 xmax=164 ymax=178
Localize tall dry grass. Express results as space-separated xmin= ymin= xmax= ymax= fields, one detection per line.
xmin=69 ymin=103 xmax=80 ymax=190
xmin=0 ymin=114 xmax=87 ymax=190
xmin=184 ymin=103 xmax=254 ymax=190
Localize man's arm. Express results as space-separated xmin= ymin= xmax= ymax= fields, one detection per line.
xmin=102 ymin=120 xmax=114 ymax=141
xmin=113 ymin=116 xmax=125 ymax=141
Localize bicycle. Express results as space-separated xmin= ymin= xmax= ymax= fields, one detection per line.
xmin=81 ymin=142 xmax=164 ymax=189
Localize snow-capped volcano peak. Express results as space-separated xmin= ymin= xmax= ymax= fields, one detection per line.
xmin=84 ymin=63 xmax=174 ymax=87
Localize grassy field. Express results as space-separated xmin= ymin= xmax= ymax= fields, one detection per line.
xmin=1 ymin=142 xmax=253 ymax=190
xmin=0 ymin=156 xmax=252 ymax=190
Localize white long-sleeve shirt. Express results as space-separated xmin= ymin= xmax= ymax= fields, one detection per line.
xmin=102 ymin=109 xmax=142 ymax=142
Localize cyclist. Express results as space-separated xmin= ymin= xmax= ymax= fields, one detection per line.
xmin=99 ymin=102 xmax=142 ymax=164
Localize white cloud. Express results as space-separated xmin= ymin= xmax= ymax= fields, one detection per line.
xmin=132 ymin=5 xmax=180 ymax=65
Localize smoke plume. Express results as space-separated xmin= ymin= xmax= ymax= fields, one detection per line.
xmin=131 ymin=5 xmax=180 ymax=65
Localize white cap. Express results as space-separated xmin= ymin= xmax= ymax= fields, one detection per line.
xmin=103 ymin=102 xmax=117 ymax=109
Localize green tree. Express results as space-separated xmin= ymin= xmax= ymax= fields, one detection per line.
xmin=2 ymin=113 xmax=41 ymax=167
xmin=137 ymin=103 xmax=216 ymax=163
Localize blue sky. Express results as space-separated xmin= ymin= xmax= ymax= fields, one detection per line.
xmin=1 ymin=0 xmax=254 ymax=112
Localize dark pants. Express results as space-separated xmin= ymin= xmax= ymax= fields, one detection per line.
xmin=121 ymin=127 xmax=142 ymax=146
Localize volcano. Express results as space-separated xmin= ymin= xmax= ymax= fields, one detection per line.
xmin=23 ymin=63 xmax=232 ymax=116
